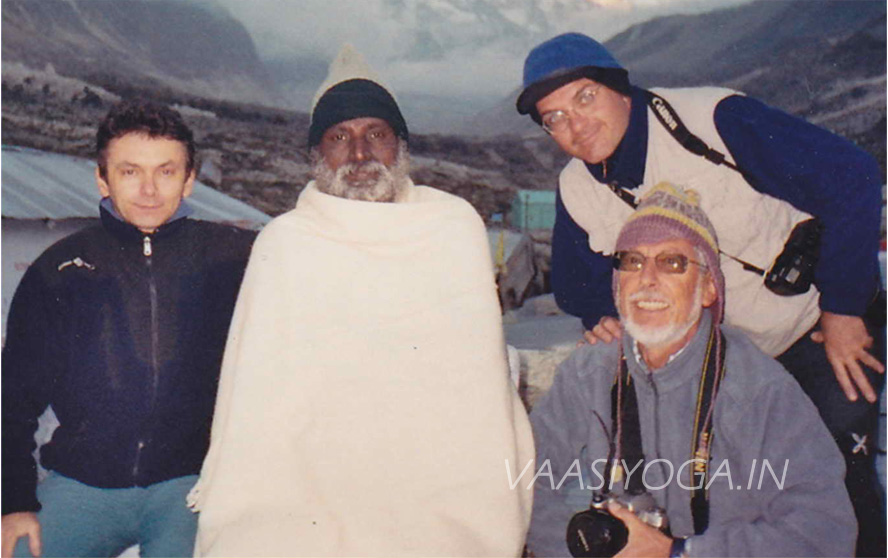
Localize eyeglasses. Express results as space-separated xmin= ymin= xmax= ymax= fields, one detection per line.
xmin=613 ymin=251 xmax=708 ymax=274
xmin=540 ymin=84 xmax=602 ymax=134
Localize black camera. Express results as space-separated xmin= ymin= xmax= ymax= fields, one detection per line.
xmin=566 ymin=491 xmax=669 ymax=558
xmin=764 ymin=218 xmax=822 ymax=296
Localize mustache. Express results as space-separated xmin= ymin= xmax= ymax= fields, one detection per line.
xmin=627 ymin=289 xmax=670 ymax=304
xmin=338 ymin=160 xmax=389 ymax=177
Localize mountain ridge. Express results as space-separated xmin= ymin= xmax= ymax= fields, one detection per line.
xmin=459 ymin=0 xmax=886 ymax=170
xmin=1 ymin=0 xmax=281 ymax=107
xmin=1 ymin=0 xmax=883 ymax=223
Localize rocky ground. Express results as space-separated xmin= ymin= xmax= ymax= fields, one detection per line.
xmin=1 ymin=64 xmax=568 ymax=222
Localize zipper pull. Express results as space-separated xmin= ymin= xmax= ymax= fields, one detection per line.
xmin=143 ymin=236 xmax=152 ymax=257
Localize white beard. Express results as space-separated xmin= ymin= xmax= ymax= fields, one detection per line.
xmin=619 ymin=277 xmax=704 ymax=350
xmin=312 ymin=142 xmax=411 ymax=203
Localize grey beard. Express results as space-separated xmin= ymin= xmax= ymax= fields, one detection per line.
xmin=618 ymin=276 xmax=705 ymax=351
xmin=312 ymin=143 xmax=411 ymax=203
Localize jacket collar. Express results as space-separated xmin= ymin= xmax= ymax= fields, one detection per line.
xmin=622 ymin=309 xmax=715 ymax=394
xmin=583 ymin=85 xmax=649 ymax=191
xmin=99 ymin=197 xmax=193 ymax=242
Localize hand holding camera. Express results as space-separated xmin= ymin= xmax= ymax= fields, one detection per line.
xmin=606 ymin=500 xmax=673 ymax=558
xmin=566 ymin=491 xmax=671 ymax=558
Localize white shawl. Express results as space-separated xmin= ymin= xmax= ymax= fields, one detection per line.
xmin=190 ymin=182 xmax=534 ymax=557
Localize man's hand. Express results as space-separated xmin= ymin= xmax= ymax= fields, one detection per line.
xmin=811 ymin=312 xmax=885 ymax=403
xmin=580 ymin=316 xmax=622 ymax=347
xmin=1 ymin=512 xmax=41 ymax=558
xmin=609 ymin=501 xmax=671 ymax=558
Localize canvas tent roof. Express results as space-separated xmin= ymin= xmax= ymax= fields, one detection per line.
xmin=1 ymin=145 xmax=270 ymax=227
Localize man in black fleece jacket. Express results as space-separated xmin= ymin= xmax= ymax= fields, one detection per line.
xmin=1 ymin=100 xmax=256 ymax=558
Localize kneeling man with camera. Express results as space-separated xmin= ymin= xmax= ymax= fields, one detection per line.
xmin=526 ymin=183 xmax=855 ymax=557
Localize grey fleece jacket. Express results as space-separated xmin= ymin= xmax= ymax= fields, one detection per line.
xmin=526 ymin=311 xmax=855 ymax=557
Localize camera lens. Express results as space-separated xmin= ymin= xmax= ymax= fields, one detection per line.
xmin=566 ymin=509 xmax=628 ymax=557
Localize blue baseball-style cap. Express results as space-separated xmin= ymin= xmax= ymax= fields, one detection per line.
xmin=516 ymin=32 xmax=630 ymax=120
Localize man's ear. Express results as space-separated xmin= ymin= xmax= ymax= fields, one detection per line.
xmin=182 ymin=169 xmax=195 ymax=199
xmin=95 ymin=166 xmax=111 ymax=198
xmin=701 ymin=273 xmax=718 ymax=307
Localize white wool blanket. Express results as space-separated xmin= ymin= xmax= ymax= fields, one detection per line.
xmin=190 ymin=183 xmax=534 ymax=557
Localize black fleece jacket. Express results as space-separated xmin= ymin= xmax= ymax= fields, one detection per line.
xmin=2 ymin=205 xmax=256 ymax=514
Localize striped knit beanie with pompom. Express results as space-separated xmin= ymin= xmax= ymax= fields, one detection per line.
xmin=613 ymin=182 xmax=725 ymax=325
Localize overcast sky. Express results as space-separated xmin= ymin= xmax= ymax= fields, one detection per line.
xmin=217 ymin=0 xmax=755 ymax=102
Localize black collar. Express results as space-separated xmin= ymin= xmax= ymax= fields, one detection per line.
xmin=99 ymin=202 xmax=189 ymax=244
xmin=583 ymin=86 xmax=649 ymax=191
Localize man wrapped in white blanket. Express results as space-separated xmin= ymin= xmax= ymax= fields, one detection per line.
xmin=189 ymin=44 xmax=534 ymax=557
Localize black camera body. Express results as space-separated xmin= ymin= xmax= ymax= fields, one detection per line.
xmin=566 ymin=491 xmax=669 ymax=558
xmin=764 ymin=218 xmax=822 ymax=296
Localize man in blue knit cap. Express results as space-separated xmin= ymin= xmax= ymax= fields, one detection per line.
xmin=516 ymin=32 xmax=885 ymax=556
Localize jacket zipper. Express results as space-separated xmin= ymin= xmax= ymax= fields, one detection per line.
xmin=134 ymin=234 xmax=160 ymax=480
xmin=133 ymin=440 xmax=145 ymax=478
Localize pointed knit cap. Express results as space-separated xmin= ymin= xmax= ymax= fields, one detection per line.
xmin=308 ymin=44 xmax=408 ymax=147
xmin=613 ymin=182 xmax=725 ymax=325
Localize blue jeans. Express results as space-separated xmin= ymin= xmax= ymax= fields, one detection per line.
xmin=777 ymin=297 xmax=886 ymax=558
xmin=13 ymin=473 xmax=198 ymax=558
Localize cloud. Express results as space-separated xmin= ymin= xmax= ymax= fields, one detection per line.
xmin=218 ymin=0 xmax=403 ymax=64
xmin=585 ymin=0 xmax=632 ymax=9
xmin=219 ymin=0 xmax=754 ymax=102
xmin=385 ymin=42 xmax=524 ymax=100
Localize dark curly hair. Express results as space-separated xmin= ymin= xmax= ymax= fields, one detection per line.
xmin=96 ymin=99 xmax=196 ymax=179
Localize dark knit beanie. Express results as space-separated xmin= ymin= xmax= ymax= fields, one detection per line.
xmin=308 ymin=45 xmax=408 ymax=148
xmin=613 ymin=182 xmax=725 ymax=325
xmin=516 ymin=32 xmax=631 ymax=124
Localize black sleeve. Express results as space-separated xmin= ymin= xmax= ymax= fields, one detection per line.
xmin=2 ymin=264 xmax=60 ymax=515
xmin=550 ymin=189 xmax=618 ymax=329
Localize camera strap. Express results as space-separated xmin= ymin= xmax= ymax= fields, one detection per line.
xmin=607 ymin=326 xmax=727 ymax=534
xmin=644 ymin=90 xmax=742 ymax=174
xmin=605 ymin=353 xmax=645 ymax=494
xmin=601 ymin=179 xmax=767 ymax=277
xmin=599 ymin=90 xmax=770 ymax=277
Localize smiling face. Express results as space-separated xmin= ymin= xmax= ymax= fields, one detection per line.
xmin=535 ymin=78 xmax=631 ymax=164
xmin=616 ymin=239 xmax=717 ymax=363
xmin=96 ymin=132 xmax=194 ymax=233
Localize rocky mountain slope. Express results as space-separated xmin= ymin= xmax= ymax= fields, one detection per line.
xmin=1 ymin=0 xmax=569 ymax=220
xmin=1 ymin=0 xmax=280 ymax=107
xmin=466 ymin=0 xmax=886 ymax=169
xmin=1 ymin=0 xmax=883 ymax=223
xmin=1 ymin=62 xmax=566 ymax=219
xmin=607 ymin=0 xmax=886 ymax=162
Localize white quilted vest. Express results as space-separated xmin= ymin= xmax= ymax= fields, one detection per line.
xmin=560 ymin=87 xmax=821 ymax=356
